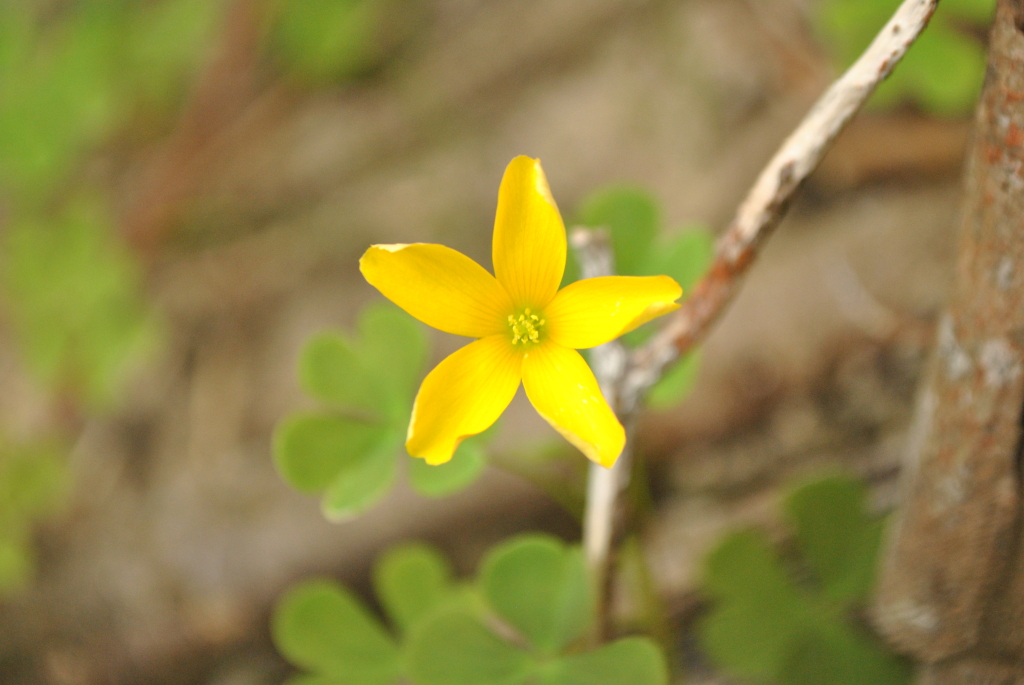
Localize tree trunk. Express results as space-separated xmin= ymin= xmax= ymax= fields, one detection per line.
xmin=875 ymin=0 xmax=1024 ymax=681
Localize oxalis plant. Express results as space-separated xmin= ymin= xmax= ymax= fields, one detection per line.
xmin=270 ymin=0 xmax=946 ymax=682
xmin=272 ymin=159 xmax=711 ymax=685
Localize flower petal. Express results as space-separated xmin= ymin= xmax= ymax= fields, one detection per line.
xmin=407 ymin=335 xmax=522 ymax=465
xmin=521 ymin=342 xmax=624 ymax=468
xmin=492 ymin=156 xmax=566 ymax=309
xmin=545 ymin=275 xmax=682 ymax=349
xmin=360 ymin=243 xmax=513 ymax=338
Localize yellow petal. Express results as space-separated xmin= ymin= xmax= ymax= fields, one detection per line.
xmin=545 ymin=275 xmax=682 ymax=349
xmin=521 ymin=341 xmax=624 ymax=468
xmin=492 ymin=156 xmax=566 ymax=309
xmin=407 ymin=335 xmax=523 ymax=465
xmin=360 ymin=243 xmax=514 ymax=338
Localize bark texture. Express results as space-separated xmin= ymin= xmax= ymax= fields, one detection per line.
xmin=875 ymin=0 xmax=1024 ymax=677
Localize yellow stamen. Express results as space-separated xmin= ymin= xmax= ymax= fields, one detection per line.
xmin=508 ymin=310 xmax=545 ymax=345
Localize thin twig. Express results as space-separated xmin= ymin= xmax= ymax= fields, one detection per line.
xmin=577 ymin=0 xmax=940 ymax=643
xmin=618 ymin=0 xmax=940 ymax=415
xmin=572 ymin=227 xmax=630 ymax=641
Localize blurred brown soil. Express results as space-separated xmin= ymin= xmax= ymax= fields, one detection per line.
xmin=0 ymin=0 xmax=969 ymax=683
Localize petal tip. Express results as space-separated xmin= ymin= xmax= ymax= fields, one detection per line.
xmin=562 ymin=426 xmax=624 ymax=469
xmin=406 ymin=435 xmax=456 ymax=466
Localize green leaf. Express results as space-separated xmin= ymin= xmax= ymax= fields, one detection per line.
xmin=1 ymin=199 xmax=153 ymax=406
xmin=646 ymin=350 xmax=701 ymax=410
xmin=406 ymin=610 xmax=535 ymax=685
xmin=283 ymin=301 xmax=429 ymax=516
xmin=480 ymin=534 xmax=593 ymax=654
xmin=0 ymin=536 xmax=31 ymax=595
xmin=273 ymin=413 xmax=389 ymax=493
xmin=575 ymin=186 xmax=660 ymax=277
xmin=358 ymin=301 xmax=428 ymax=418
xmin=542 ymin=637 xmax=669 ymax=685
xmin=299 ymin=303 xmax=427 ymax=423
xmin=0 ymin=442 xmax=67 ymax=519
xmin=0 ymin=2 xmax=34 ymax=80
xmin=127 ymin=0 xmax=224 ymax=107
xmin=700 ymin=529 xmax=806 ymax=680
xmin=299 ymin=332 xmax=383 ymax=416
xmin=408 ymin=440 xmax=486 ymax=498
xmin=902 ymin=25 xmax=986 ymax=118
xmin=620 ymin=226 xmax=713 ymax=348
xmin=272 ymin=0 xmax=389 ymax=84
xmin=408 ymin=434 xmax=488 ymax=498
xmin=321 ymin=437 xmax=399 ymax=521
xmin=784 ymin=476 xmax=885 ymax=606
xmin=643 ymin=226 xmax=714 ymax=291
xmin=779 ymin=628 xmax=911 ymax=685
xmin=700 ymin=476 xmax=907 ymax=685
xmin=815 ymin=0 xmax=991 ymax=118
xmin=944 ymin=0 xmax=996 ymax=22
xmin=272 ymin=580 xmax=401 ymax=685
xmin=816 ymin=0 xmax=893 ymax=67
xmin=373 ymin=543 xmax=454 ymax=633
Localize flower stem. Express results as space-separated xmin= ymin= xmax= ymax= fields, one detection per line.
xmin=571 ymin=226 xmax=631 ymax=640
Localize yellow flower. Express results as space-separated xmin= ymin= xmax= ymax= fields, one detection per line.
xmin=360 ymin=156 xmax=681 ymax=468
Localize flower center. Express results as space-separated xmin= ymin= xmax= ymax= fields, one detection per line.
xmin=508 ymin=308 xmax=546 ymax=346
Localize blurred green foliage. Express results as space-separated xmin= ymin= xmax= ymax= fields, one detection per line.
xmin=2 ymin=198 xmax=156 ymax=407
xmin=0 ymin=0 xmax=228 ymax=598
xmin=0 ymin=437 xmax=68 ymax=594
xmin=273 ymin=301 xmax=495 ymax=520
xmin=699 ymin=475 xmax=910 ymax=685
xmin=567 ymin=185 xmax=714 ymax=409
xmin=0 ymin=0 xmax=414 ymax=597
xmin=0 ymin=0 xmax=224 ymax=202
xmin=270 ymin=0 xmax=420 ymax=85
xmin=816 ymin=0 xmax=995 ymax=117
xmin=0 ymin=0 xmax=227 ymax=405
xmin=273 ymin=534 xmax=668 ymax=685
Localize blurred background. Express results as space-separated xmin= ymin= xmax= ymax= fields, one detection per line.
xmin=0 ymin=0 xmax=992 ymax=683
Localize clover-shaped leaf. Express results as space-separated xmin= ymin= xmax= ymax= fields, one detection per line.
xmin=276 ymin=536 xmax=668 ymax=685
xmin=374 ymin=543 xmax=458 ymax=634
xmin=320 ymin=438 xmax=400 ymax=521
xmin=480 ymin=534 xmax=593 ymax=655
xmin=273 ymin=413 xmax=400 ymax=520
xmin=540 ymin=636 xmax=669 ymax=685
xmin=784 ymin=475 xmax=885 ymax=606
xmin=629 ymin=226 xmax=713 ymax=405
xmin=779 ymin=628 xmax=909 ymax=685
xmin=701 ymin=529 xmax=807 ymax=679
xmin=568 ymin=185 xmax=712 ymax=409
xmin=575 ymin=186 xmax=660 ymax=278
xmin=408 ymin=433 xmax=488 ymax=498
xmin=276 ymin=301 xmax=494 ymax=518
xmin=274 ymin=414 xmax=389 ymax=493
xmin=699 ymin=475 xmax=910 ymax=685
xmin=406 ymin=610 xmax=535 ymax=685
xmin=299 ymin=333 xmax=384 ymax=417
xmin=273 ymin=580 xmax=402 ymax=685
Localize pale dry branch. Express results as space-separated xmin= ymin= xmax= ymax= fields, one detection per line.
xmin=577 ymin=0 xmax=941 ymax=642
xmin=618 ymin=0 xmax=940 ymax=415
xmin=571 ymin=227 xmax=631 ymax=640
